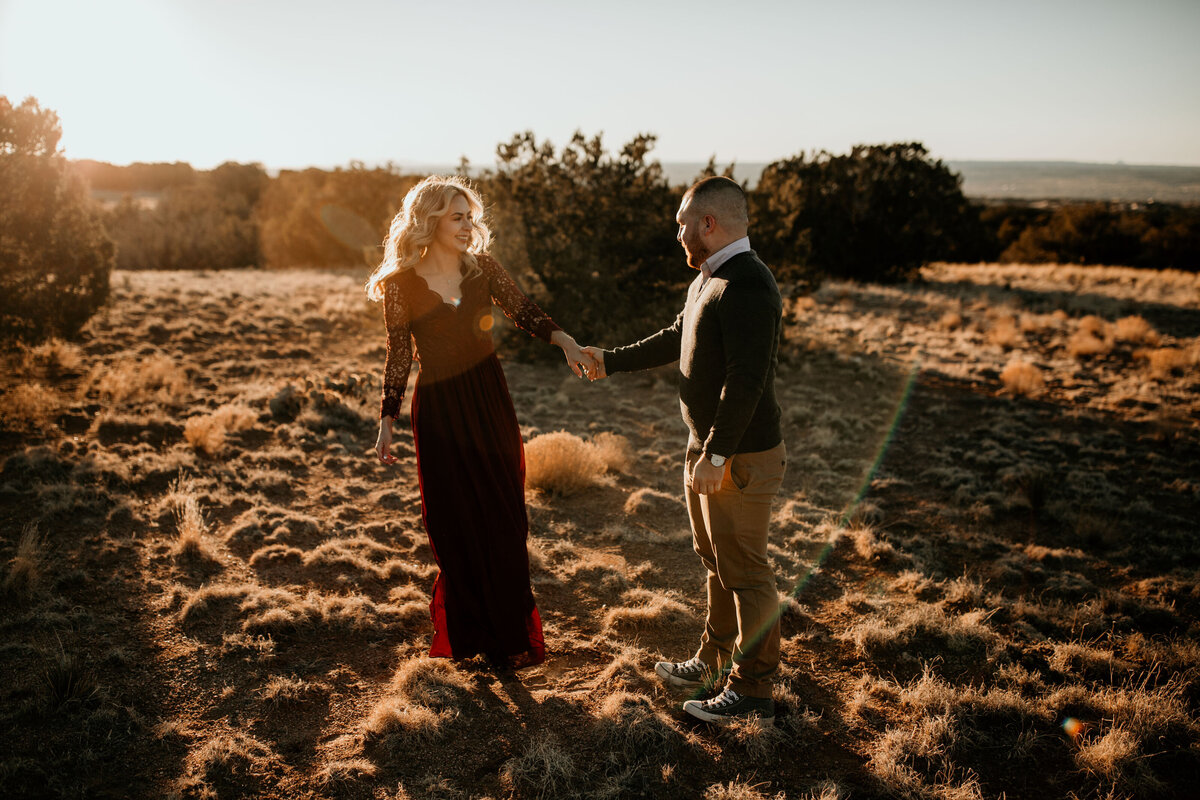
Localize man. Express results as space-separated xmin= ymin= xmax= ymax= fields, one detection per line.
xmin=581 ymin=176 xmax=786 ymax=724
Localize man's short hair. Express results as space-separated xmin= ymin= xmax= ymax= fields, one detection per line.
xmin=685 ymin=176 xmax=749 ymax=228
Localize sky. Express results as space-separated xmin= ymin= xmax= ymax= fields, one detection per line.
xmin=2 ymin=0 xmax=1198 ymax=170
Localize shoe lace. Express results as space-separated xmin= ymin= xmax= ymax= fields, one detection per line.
xmin=706 ymin=689 xmax=741 ymax=709
xmin=677 ymin=657 xmax=705 ymax=673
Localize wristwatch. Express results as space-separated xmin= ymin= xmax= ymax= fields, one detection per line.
xmin=708 ymin=454 xmax=726 ymax=468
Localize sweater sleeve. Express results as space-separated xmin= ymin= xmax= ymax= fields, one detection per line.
xmin=379 ymin=279 xmax=412 ymax=420
xmin=603 ymin=306 xmax=685 ymax=374
xmin=481 ymin=254 xmax=561 ymax=342
xmin=703 ymin=282 xmax=778 ymax=457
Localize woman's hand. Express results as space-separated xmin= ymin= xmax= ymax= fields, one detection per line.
xmin=550 ymin=331 xmax=592 ymax=379
xmin=375 ymin=418 xmax=398 ymax=464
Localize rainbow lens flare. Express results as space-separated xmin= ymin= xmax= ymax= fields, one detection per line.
xmin=1062 ymin=717 xmax=1084 ymax=738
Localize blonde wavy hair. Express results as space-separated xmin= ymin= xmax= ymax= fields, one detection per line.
xmin=365 ymin=175 xmax=491 ymax=301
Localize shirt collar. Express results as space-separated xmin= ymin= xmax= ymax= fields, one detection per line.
xmin=701 ymin=236 xmax=751 ymax=280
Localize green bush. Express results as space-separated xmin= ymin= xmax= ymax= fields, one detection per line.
xmin=478 ymin=131 xmax=686 ymax=345
xmin=752 ymin=142 xmax=983 ymax=283
xmin=258 ymin=163 xmax=420 ymax=268
xmin=1 ymin=96 xmax=114 ymax=340
xmin=101 ymin=162 xmax=267 ymax=271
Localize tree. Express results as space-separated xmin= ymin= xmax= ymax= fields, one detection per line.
xmin=478 ymin=131 xmax=684 ymax=344
xmin=753 ymin=142 xmax=982 ymax=283
xmin=1 ymin=97 xmax=114 ymax=339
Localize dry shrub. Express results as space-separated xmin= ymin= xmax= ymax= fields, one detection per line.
xmin=4 ymin=522 xmax=43 ymax=599
xmin=602 ymin=587 xmax=692 ymax=632
xmin=24 ymin=338 xmax=84 ymax=373
xmin=999 ymin=358 xmax=1045 ymax=397
xmin=184 ymin=403 xmax=257 ymax=456
xmin=938 ymin=311 xmax=963 ymax=331
xmin=1 ymin=382 xmax=60 ymax=428
xmin=986 ymin=316 xmax=1022 ymax=349
xmin=500 ymin=732 xmax=579 ymax=799
xmin=1068 ymin=329 xmax=1113 ymax=359
xmin=591 ymin=431 xmax=633 ymax=472
xmin=1144 ymin=346 xmax=1193 ymax=379
xmin=524 ymin=430 xmax=606 ymax=495
xmin=88 ymin=354 xmax=188 ymax=405
xmin=1078 ymin=314 xmax=1109 ymax=337
xmin=1113 ymin=315 xmax=1158 ymax=344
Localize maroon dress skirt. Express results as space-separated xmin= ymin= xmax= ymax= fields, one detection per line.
xmin=411 ymin=353 xmax=544 ymax=666
xmin=379 ymin=254 xmax=554 ymax=669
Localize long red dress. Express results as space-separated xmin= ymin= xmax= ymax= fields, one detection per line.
xmin=379 ymin=253 xmax=557 ymax=668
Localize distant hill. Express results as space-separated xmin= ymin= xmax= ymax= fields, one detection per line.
xmin=947 ymin=161 xmax=1200 ymax=203
xmin=656 ymin=160 xmax=1200 ymax=203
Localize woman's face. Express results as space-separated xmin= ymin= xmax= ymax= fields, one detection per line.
xmin=431 ymin=193 xmax=473 ymax=256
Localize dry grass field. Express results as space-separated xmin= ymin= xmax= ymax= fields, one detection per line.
xmin=2 ymin=263 xmax=1198 ymax=799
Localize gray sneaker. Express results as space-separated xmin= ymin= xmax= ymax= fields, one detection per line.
xmin=683 ymin=687 xmax=775 ymax=724
xmin=654 ymin=657 xmax=725 ymax=690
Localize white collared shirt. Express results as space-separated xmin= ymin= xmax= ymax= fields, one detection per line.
xmin=700 ymin=236 xmax=752 ymax=283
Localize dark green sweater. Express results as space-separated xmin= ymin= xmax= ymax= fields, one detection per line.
xmin=604 ymin=250 xmax=783 ymax=458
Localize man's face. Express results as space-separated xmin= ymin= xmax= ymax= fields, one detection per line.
xmin=676 ymin=196 xmax=710 ymax=270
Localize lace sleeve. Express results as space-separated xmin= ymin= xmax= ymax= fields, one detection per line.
xmin=380 ymin=279 xmax=413 ymax=420
xmin=480 ymin=254 xmax=561 ymax=342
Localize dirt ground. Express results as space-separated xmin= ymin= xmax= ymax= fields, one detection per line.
xmin=1 ymin=263 xmax=1198 ymax=799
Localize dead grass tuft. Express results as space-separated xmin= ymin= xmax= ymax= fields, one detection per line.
xmin=181 ymin=730 xmax=281 ymax=797
xmin=1068 ymin=331 xmax=1113 ymax=359
xmin=390 ymin=657 xmax=473 ymax=713
xmin=524 ymin=430 xmax=607 ymax=495
xmin=4 ymin=522 xmax=43 ymax=599
xmin=87 ymin=354 xmax=188 ymax=405
xmin=938 ymin=311 xmax=963 ymax=331
xmin=1144 ymin=346 xmax=1194 ymax=379
xmin=704 ymin=780 xmax=786 ymax=800
xmin=602 ymin=588 xmax=692 ymax=632
xmin=364 ymin=696 xmax=444 ymax=744
xmin=500 ymin=732 xmax=579 ymax=799
xmin=1000 ymin=359 xmax=1045 ymax=397
xmin=260 ymin=675 xmax=325 ymax=707
xmin=23 ymin=338 xmax=84 ymax=373
xmin=43 ymin=638 xmax=101 ymax=709
xmin=591 ymin=431 xmax=633 ymax=472
xmin=1113 ymin=315 xmax=1158 ymax=344
xmin=169 ymin=480 xmax=210 ymax=560
xmin=623 ymin=487 xmax=683 ymax=516
xmin=184 ymin=403 xmax=257 ymax=457
xmin=986 ymin=315 xmax=1023 ymax=350
xmin=2 ymin=381 xmax=62 ymax=430
xmin=595 ymin=691 xmax=684 ymax=760
xmin=1075 ymin=726 xmax=1140 ymax=781
xmin=315 ymin=758 xmax=378 ymax=792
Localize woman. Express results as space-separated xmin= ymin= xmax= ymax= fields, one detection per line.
xmin=366 ymin=175 xmax=587 ymax=670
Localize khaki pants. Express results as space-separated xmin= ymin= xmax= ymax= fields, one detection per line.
xmin=685 ymin=443 xmax=786 ymax=698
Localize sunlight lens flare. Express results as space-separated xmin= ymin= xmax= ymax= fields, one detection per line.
xmin=764 ymin=360 xmax=921 ymax=641
xmin=1062 ymin=717 xmax=1084 ymax=739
